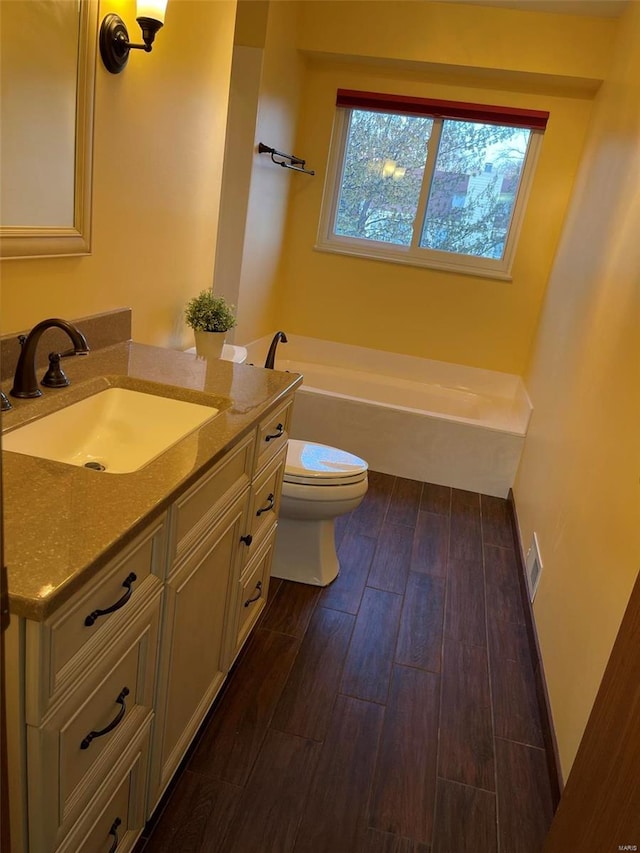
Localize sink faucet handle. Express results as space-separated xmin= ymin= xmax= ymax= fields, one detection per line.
xmin=0 ymin=391 xmax=12 ymax=412
xmin=41 ymin=352 xmax=70 ymax=389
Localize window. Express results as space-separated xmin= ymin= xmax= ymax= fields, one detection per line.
xmin=317 ymin=90 xmax=548 ymax=279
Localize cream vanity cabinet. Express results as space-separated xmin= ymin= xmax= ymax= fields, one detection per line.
xmin=5 ymin=394 xmax=293 ymax=852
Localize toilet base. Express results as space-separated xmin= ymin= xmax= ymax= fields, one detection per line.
xmin=271 ymin=517 xmax=339 ymax=586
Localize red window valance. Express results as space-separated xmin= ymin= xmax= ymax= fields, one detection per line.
xmin=336 ymin=89 xmax=549 ymax=131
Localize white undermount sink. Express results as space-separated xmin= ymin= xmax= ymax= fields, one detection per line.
xmin=3 ymin=387 xmax=220 ymax=473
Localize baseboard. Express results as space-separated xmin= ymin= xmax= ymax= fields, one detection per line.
xmin=507 ymin=489 xmax=564 ymax=808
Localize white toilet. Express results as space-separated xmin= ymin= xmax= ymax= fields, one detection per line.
xmin=272 ymin=439 xmax=368 ymax=586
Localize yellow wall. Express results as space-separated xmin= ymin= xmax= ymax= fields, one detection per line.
xmin=276 ymin=55 xmax=594 ymax=373
xmin=514 ymin=1 xmax=640 ymax=779
xmin=231 ymin=0 xmax=304 ymax=345
xmin=1 ymin=0 xmax=237 ymax=348
xmin=296 ymin=0 xmax=615 ymax=83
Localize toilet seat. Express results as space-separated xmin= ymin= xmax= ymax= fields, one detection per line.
xmin=284 ymin=440 xmax=368 ymax=487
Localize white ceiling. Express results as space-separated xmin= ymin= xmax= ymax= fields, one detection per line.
xmin=439 ymin=0 xmax=628 ymax=17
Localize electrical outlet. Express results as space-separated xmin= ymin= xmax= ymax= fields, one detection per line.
xmin=525 ymin=532 xmax=543 ymax=601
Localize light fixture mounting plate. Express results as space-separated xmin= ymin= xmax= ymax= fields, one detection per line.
xmin=100 ymin=13 xmax=130 ymax=74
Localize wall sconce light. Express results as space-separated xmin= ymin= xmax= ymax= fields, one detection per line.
xmin=100 ymin=0 xmax=168 ymax=74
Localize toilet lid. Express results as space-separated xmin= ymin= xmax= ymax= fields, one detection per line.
xmin=285 ymin=440 xmax=368 ymax=486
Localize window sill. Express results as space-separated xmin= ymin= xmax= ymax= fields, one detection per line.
xmin=313 ymin=241 xmax=514 ymax=282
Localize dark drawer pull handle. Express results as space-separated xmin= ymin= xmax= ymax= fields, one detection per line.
xmin=265 ymin=423 xmax=284 ymax=442
xmin=108 ymin=817 xmax=122 ymax=852
xmin=240 ymin=534 xmax=253 ymax=547
xmin=256 ymin=493 xmax=275 ymax=517
xmin=85 ymin=573 xmax=137 ymax=626
xmin=244 ymin=581 xmax=263 ymax=607
xmin=80 ymin=687 xmax=130 ymax=750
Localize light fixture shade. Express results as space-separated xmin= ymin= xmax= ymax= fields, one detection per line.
xmin=101 ymin=0 xmax=168 ymax=74
xmin=137 ymin=0 xmax=168 ymax=24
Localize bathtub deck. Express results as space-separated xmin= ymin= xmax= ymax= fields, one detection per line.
xmin=137 ymin=472 xmax=555 ymax=853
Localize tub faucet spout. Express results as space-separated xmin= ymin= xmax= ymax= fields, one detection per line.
xmin=11 ymin=318 xmax=89 ymax=399
xmin=264 ymin=331 xmax=287 ymax=369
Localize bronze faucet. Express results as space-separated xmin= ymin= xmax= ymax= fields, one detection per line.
xmin=264 ymin=331 xmax=287 ymax=369
xmin=10 ymin=318 xmax=89 ymax=399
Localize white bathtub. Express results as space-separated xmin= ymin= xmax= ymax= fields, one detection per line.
xmin=245 ymin=335 xmax=532 ymax=498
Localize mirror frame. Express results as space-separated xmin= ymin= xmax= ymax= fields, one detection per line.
xmin=0 ymin=0 xmax=98 ymax=260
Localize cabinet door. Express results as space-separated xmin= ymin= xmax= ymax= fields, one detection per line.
xmin=149 ymin=493 xmax=247 ymax=809
xmin=170 ymin=432 xmax=254 ymax=571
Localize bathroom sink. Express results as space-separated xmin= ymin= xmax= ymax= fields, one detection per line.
xmin=3 ymin=387 xmax=220 ymax=473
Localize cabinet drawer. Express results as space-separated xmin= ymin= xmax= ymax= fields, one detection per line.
xmin=60 ymin=638 xmax=147 ymax=804
xmin=254 ymin=398 xmax=292 ymax=474
xmin=81 ymin=775 xmax=132 ymax=853
xmin=25 ymin=515 xmax=166 ymax=724
xmin=55 ymin=722 xmax=150 ymax=853
xmin=247 ymin=448 xmax=286 ymax=553
xmin=171 ymin=431 xmax=254 ymax=569
xmin=233 ymin=531 xmax=275 ymax=657
xmin=27 ymin=592 xmax=161 ymax=851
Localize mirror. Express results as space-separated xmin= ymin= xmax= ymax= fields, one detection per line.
xmin=0 ymin=0 xmax=97 ymax=259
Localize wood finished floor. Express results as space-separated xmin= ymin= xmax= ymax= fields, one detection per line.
xmin=138 ymin=472 xmax=555 ymax=853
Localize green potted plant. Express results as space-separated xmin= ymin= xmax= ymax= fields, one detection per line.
xmin=185 ymin=290 xmax=237 ymax=360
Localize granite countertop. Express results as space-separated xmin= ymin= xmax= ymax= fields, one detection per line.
xmin=1 ymin=342 xmax=302 ymax=621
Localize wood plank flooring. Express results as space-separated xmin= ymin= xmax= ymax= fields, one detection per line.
xmin=137 ymin=472 xmax=555 ymax=853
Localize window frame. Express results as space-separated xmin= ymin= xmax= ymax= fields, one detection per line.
xmin=316 ymin=93 xmax=546 ymax=280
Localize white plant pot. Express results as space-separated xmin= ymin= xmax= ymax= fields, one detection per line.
xmin=194 ymin=329 xmax=226 ymax=360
